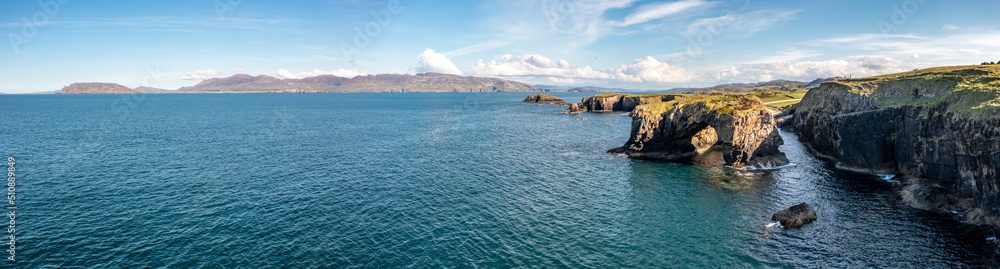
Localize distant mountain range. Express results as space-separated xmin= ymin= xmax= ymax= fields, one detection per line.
xmin=534 ymin=85 xmax=628 ymax=92
xmin=55 ymin=73 xmax=541 ymax=94
xmin=677 ymin=78 xmax=841 ymax=94
xmin=57 ymin=83 xmax=139 ymax=94
xmin=48 ymin=73 xmax=841 ymax=95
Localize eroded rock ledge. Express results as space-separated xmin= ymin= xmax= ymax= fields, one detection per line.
xmin=563 ymin=93 xmax=680 ymax=114
xmin=522 ymin=94 xmax=566 ymax=104
xmin=608 ymin=94 xmax=788 ymax=168
xmin=787 ymin=65 xmax=1000 ymax=227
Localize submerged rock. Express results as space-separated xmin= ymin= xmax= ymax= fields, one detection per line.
xmin=772 ymin=203 xmax=817 ymax=228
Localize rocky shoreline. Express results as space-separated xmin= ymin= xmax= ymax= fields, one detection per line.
xmin=529 ymin=65 xmax=1000 ymax=228
xmin=786 ymin=65 xmax=1000 ymax=227
xmin=547 ymin=93 xmax=789 ymax=169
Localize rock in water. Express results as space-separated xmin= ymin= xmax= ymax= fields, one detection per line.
xmin=562 ymin=103 xmax=588 ymax=114
xmin=522 ymin=94 xmax=564 ymax=103
xmin=771 ymin=203 xmax=817 ymax=228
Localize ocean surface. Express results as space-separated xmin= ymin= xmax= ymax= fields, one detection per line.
xmin=1 ymin=92 xmax=998 ymax=268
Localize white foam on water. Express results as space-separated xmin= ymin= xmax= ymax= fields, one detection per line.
xmin=875 ymin=174 xmax=900 ymax=184
xmin=557 ymin=151 xmax=582 ymax=157
xmin=740 ymin=161 xmax=797 ymax=171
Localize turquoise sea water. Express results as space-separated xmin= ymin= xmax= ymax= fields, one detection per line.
xmin=0 ymin=92 xmax=997 ymax=267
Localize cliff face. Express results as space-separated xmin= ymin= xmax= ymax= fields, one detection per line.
xmin=789 ymin=65 xmax=1000 ymax=226
xmin=610 ymin=95 xmax=788 ymax=168
xmin=563 ymin=93 xmax=679 ymax=114
xmin=57 ymin=83 xmax=137 ymax=94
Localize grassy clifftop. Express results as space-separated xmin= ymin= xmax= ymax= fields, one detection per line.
xmin=817 ymin=65 xmax=1000 ymax=116
xmin=635 ymin=94 xmax=768 ymax=118
xmin=592 ymin=92 xmax=686 ymax=98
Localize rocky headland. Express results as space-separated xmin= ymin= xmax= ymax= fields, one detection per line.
xmin=562 ymin=93 xmax=682 ymax=114
xmin=607 ymin=94 xmax=788 ymax=168
xmin=787 ymin=65 xmax=1000 ymax=226
xmin=56 ymin=83 xmax=138 ymax=94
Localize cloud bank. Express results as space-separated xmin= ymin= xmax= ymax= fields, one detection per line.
xmin=178 ymin=69 xmax=225 ymax=80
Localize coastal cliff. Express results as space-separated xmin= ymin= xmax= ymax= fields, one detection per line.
xmin=788 ymin=65 xmax=1000 ymax=226
xmin=609 ymin=94 xmax=788 ymax=168
xmin=564 ymin=93 xmax=680 ymax=114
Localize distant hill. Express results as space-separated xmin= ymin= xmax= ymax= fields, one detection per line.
xmin=177 ymin=73 xmax=539 ymax=93
xmin=803 ymin=77 xmax=843 ymax=88
xmin=56 ymin=83 xmax=137 ymax=94
xmin=534 ymin=85 xmax=627 ymax=92
xmin=134 ymin=86 xmax=172 ymax=93
xmin=681 ymin=80 xmax=808 ymax=94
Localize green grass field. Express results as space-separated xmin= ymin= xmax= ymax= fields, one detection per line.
xmin=823 ymin=65 xmax=1000 ymax=116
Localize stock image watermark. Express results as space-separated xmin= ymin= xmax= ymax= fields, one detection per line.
xmin=684 ymin=0 xmax=751 ymax=60
xmin=215 ymin=0 xmax=243 ymax=21
xmin=8 ymin=0 xmax=70 ymax=53
xmin=340 ymin=0 xmax=404 ymax=61
xmin=878 ymin=0 xmax=929 ymax=37
xmin=6 ymin=157 xmax=16 ymax=262
xmin=542 ymin=0 xmax=576 ymax=31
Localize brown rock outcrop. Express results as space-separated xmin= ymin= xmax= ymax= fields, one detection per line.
xmin=609 ymin=95 xmax=788 ymax=168
xmin=522 ymin=94 xmax=566 ymax=105
xmin=562 ymin=93 xmax=680 ymax=114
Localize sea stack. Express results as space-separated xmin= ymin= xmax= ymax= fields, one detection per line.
xmin=608 ymin=94 xmax=788 ymax=169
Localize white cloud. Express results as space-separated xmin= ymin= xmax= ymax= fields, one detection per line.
xmin=467 ymin=54 xmax=694 ymax=84
xmin=236 ymin=68 xmax=245 ymax=73
xmin=710 ymin=56 xmax=914 ymax=82
xmin=417 ymin=49 xmax=463 ymax=75
xmin=178 ymin=69 xmax=224 ymax=80
xmin=276 ymin=68 xmax=365 ymax=79
xmin=943 ymin=24 xmax=959 ymax=30
xmin=277 ymin=69 xmax=300 ymax=79
xmin=445 ymin=40 xmax=514 ymax=57
xmin=807 ymin=31 xmax=1000 ymax=65
xmin=620 ymin=0 xmax=711 ymax=26
xmin=465 ymin=52 xmax=922 ymax=87
xmin=684 ymin=10 xmax=798 ymax=38
xmin=742 ymin=48 xmax=821 ymax=64
xmin=472 ymin=0 xmax=642 ymax=52
xmin=958 ymin=48 xmax=983 ymax=55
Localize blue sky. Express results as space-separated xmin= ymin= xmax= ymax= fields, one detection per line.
xmin=1 ymin=0 xmax=999 ymax=93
